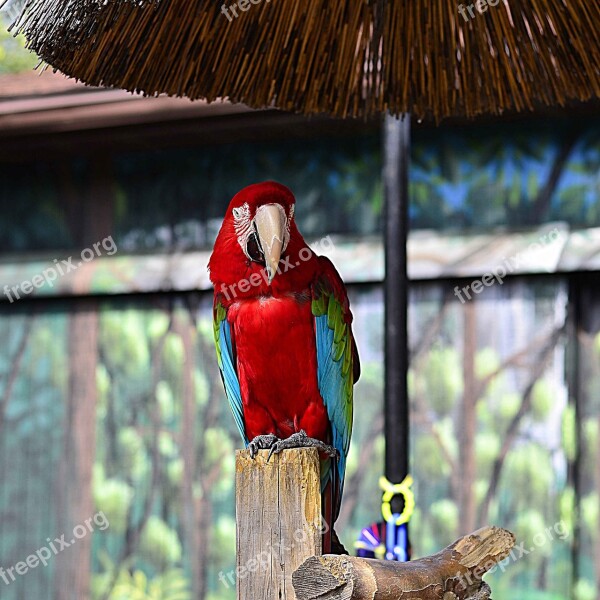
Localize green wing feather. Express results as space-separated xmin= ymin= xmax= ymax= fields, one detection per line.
xmin=311 ymin=257 xmax=359 ymax=517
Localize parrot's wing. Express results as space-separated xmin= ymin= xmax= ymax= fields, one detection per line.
xmin=311 ymin=256 xmax=360 ymax=513
xmin=213 ymin=297 xmax=248 ymax=445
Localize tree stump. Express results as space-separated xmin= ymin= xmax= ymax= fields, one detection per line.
xmin=235 ymin=447 xmax=515 ymax=600
xmin=236 ymin=448 xmax=322 ymax=600
xmin=292 ymin=526 xmax=515 ymax=600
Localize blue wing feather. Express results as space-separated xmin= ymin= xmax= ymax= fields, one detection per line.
xmin=314 ymin=313 xmax=350 ymax=498
xmin=214 ymin=303 xmax=248 ymax=445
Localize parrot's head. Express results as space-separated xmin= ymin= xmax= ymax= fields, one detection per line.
xmin=209 ymin=181 xmax=311 ymax=292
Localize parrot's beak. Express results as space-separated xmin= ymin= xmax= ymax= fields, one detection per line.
xmin=254 ymin=204 xmax=285 ymax=284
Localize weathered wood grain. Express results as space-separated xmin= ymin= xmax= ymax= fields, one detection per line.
xmin=292 ymin=526 xmax=516 ymax=600
xmin=236 ymin=448 xmax=322 ymax=600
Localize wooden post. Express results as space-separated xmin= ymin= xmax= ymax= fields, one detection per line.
xmin=236 ymin=447 xmax=322 ymax=599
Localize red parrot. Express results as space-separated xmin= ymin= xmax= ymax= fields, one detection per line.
xmin=209 ymin=181 xmax=360 ymax=552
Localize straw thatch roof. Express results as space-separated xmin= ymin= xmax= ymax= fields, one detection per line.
xmin=5 ymin=0 xmax=600 ymax=120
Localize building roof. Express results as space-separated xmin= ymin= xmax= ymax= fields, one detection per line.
xmin=0 ymin=68 xmax=83 ymax=97
xmin=0 ymin=68 xmax=252 ymax=137
xmin=0 ymin=68 xmax=380 ymax=163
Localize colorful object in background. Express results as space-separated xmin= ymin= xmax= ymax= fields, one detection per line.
xmin=356 ymin=475 xmax=414 ymax=561
xmin=209 ymin=181 xmax=360 ymax=553
xmin=355 ymin=521 xmax=387 ymax=559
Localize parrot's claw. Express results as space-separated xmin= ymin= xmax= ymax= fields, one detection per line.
xmin=248 ymin=434 xmax=279 ymax=459
xmin=266 ymin=430 xmax=339 ymax=462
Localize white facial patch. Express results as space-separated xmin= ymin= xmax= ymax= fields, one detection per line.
xmin=232 ymin=202 xmax=253 ymax=255
xmin=287 ymin=205 xmax=294 ymax=246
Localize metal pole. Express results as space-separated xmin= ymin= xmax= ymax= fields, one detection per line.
xmin=383 ymin=113 xmax=410 ymax=512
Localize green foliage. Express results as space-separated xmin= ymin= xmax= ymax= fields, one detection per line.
xmin=119 ymin=427 xmax=149 ymax=481
xmin=415 ymin=434 xmax=451 ymax=479
xmin=30 ymin=325 xmax=68 ymax=388
xmin=163 ymin=333 xmax=185 ymax=380
xmin=166 ymin=458 xmax=183 ymax=487
xmin=561 ymin=406 xmax=577 ymax=461
xmin=490 ymin=590 xmax=570 ymax=600
xmin=0 ymin=15 xmax=38 ymax=74
xmin=428 ymin=499 xmax=458 ymax=546
xmin=409 ymin=181 xmax=447 ymax=228
xmin=514 ymin=509 xmax=552 ymax=558
xmin=93 ymin=466 xmax=134 ymax=534
xmin=473 ymin=479 xmax=490 ymax=506
xmin=474 ymin=431 xmax=500 ymax=474
xmin=158 ymin=431 xmax=178 ymax=459
xmin=594 ymin=331 xmax=600 ymax=358
xmin=95 ymin=565 xmax=191 ymax=600
xmin=203 ymin=427 xmax=232 ymax=466
xmin=411 ymin=120 xmax=600 ymax=230
xmin=559 ymin=487 xmax=576 ymax=534
xmin=496 ymin=392 xmax=521 ymax=423
xmin=580 ymin=493 xmax=599 ymax=534
xmin=583 ymin=419 xmax=598 ymax=460
xmin=474 ymin=347 xmax=500 ymax=380
xmin=210 ymin=515 xmax=236 ymax=568
xmin=97 ymin=364 xmax=111 ymax=417
xmin=573 ymin=579 xmax=597 ymax=600
xmin=420 ymin=346 xmax=462 ymax=415
xmin=531 ymin=379 xmax=554 ymax=422
xmin=194 ymin=371 xmax=210 ymax=407
xmin=139 ymin=516 xmax=183 ymax=569
xmin=504 ymin=443 xmax=554 ymax=504
xmin=156 ymin=381 xmax=176 ymax=422
xmin=147 ymin=313 xmax=170 ymax=343
xmin=207 ymin=442 xmax=235 ymax=496
xmin=480 ymin=369 xmax=508 ymax=412
xmin=100 ymin=310 xmax=150 ymax=378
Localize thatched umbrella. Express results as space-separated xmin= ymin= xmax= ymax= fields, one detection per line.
xmin=4 ymin=0 xmax=600 ymax=121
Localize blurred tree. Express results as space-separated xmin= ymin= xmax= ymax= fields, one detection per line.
xmin=407 ymin=281 xmax=571 ymax=598
xmin=411 ymin=120 xmax=600 ymax=231
xmin=0 ymin=13 xmax=38 ymax=74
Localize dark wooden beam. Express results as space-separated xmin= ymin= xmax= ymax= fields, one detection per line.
xmin=0 ymin=108 xmax=379 ymax=162
xmin=383 ymin=114 xmax=411 ymax=513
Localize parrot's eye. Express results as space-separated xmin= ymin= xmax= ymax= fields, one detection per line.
xmin=246 ymin=230 xmax=264 ymax=263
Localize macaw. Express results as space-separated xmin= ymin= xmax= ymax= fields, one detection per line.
xmin=209 ymin=181 xmax=360 ymax=553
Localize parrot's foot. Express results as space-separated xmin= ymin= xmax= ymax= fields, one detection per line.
xmin=248 ymin=434 xmax=279 ymax=459
xmin=266 ymin=430 xmax=339 ymax=462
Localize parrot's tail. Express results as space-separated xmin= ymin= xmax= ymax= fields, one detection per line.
xmin=331 ymin=528 xmax=348 ymax=555
xmin=322 ymin=463 xmax=348 ymax=554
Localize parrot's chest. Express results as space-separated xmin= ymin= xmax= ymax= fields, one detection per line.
xmin=229 ymin=293 xmax=312 ymax=337
xmin=228 ymin=293 xmax=327 ymax=438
